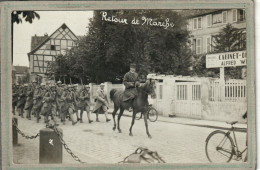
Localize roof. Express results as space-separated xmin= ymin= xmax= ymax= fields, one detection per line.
xmin=180 ymin=9 xmax=224 ymax=18
xmin=13 ymin=66 xmax=29 ymax=74
xmin=31 ymin=34 xmax=49 ymax=51
xmin=28 ymin=23 xmax=79 ymax=56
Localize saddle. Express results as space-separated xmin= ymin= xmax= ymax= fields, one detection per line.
xmin=122 ymin=88 xmax=138 ymax=102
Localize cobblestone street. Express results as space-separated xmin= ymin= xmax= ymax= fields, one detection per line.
xmin=13 ymin=112 xmax=247 ymax=164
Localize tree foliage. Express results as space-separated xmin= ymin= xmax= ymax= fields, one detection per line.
xmin=52 ymin=10 xmax=192 ymax=84
xmin=191 ymin=24 xmax=246 ymax=79
xmin=12 ymin=11 xmax=40 ymax=24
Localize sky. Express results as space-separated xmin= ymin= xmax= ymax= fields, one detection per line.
xmin=13 ymin=11 xmax=93 ymax=66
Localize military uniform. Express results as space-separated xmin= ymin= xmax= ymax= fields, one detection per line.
xmin=16 ymin=86 xmax=27 ymax=118
xmin=40 ymin=87 xmax=58 ymax=125
xmin=77 ymin=86 xmax=92 ymax=123
xmin=24 ymin=85 xmax=34 ymax=120
xmin=93 ymin=84 xmax=111 ymax=122
xmin=63 ymin=87 xmax=77 ymax=125
xmin=123 ymin=71 xmax=139 ymax=101
xmin=33 ymin=85 xmax=46 ymax=122
xmin=12 ymin=85 xmax=19 ymax=115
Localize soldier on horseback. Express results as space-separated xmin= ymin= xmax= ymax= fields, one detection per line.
xmin=123 ymin=63 xmax=140 ymax=112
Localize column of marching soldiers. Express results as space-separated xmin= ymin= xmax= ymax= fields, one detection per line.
xmin=12 ymin=80 xmax=94 ymax=126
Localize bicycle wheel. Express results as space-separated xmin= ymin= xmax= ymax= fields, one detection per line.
xmin=135 ymin=112 xmax=142 ymax=120
xmin=148 ymin=107 xmax=158 ymax=122
xmin=205 ymin=130 xmax=234 ymax=163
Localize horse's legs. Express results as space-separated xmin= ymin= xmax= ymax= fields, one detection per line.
xmin=112 ymin=106 xmax=119 ymax=131
xmin=117 ymin=108 xmax=124 ymax=133
xmin=143 ymin=111 xmax=152 ymax=138
xmin=129 ymin=111 xmax=137 ymax=136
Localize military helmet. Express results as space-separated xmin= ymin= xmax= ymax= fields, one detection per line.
xmin=57 ymin=81 xmax=62 ymax=84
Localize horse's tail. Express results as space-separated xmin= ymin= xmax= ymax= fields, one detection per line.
xmin=110 ymin=89 xmax=117 ymax=101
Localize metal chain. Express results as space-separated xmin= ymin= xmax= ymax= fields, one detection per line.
xmin=12 ymin=119 xmax=39 ymax=139
xmin=50 ymin=125 xmax=86 ymax=164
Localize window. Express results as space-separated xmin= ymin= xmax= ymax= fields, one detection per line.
xmin=196 ymin=38 xmax=202 ymax=54
xmin=198 ymin=17 xmax=202 ymax=29
xmin=51 ymin=45 xmax=56 ymax=50
xmin=232 ymin=9 xmax=237 ymax=22
xmin=192 ymin=39 xmax=196 ymax=53
xmin=222 ymin=11 xmax=227 ymax=24
xmin=206 ymin=36 xmax=211 ymax=53
xmin=193 ymin=17 xmax=202 ymax=30
xmin=206 ymin=14 xmax=212 ymax=27
xmin=237 ymin=9 xmax=245 ymax=22
xmin=212 ymin=12 xmax=222 ymax=24
xmin=193 ymin=18 xmax=198 ymax=29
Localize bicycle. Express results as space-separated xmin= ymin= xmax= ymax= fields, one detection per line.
xmin=205 ymin=121 xmax=247 ymax=163
xmin=135 ymin=105 xmax=158 ymax=122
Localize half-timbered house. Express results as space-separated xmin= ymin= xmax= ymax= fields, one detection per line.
xmin=27 ymin=23 xmax=79 ymax=83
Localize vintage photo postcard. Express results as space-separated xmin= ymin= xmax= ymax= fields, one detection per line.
xmin=0 ymin=1 xmax=256 ymax=170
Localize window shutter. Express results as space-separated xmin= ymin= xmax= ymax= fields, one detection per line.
xmin=196 ymin=38 xmax=201 ymax=54
xmin=232 ymin=9 xmax=237 ymax=22
xmin=222 ymin=11 xmax=227 ymax=24
xmin=206 ymin=15 xmax=212 ymax=27
xmin=193 ymin=18 xmax=198 ymax=29
xmin=206 ymin=36 xmax=211 ymax=53
xmin=198 ymin=17 xmax=202 ymax=29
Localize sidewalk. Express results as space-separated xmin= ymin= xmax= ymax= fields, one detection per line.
xmin=107 ymin=109 xmax=247 ymax=131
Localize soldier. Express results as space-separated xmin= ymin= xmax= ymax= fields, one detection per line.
xmin=24 ymin=84 xmax=34 ymax=120
xmin=62 ymin=85 xmax=77 ymax=125
xmin=73 ymin=84 xmax=80 ymax=121
xmin=40 ymin=84 xmax=58 ymax=125
xmin=16 ymin=84 xmax=28 ymax=118
xmin=56 ymin=81 xmax=63 ymax=118
xmin=77 ymin=85 xmax=93 ymax=123
xmin=12 ymin=84 xmax=19 ymax=115
xmin=34 ymin=83 xmax=46 ymax=123
xmin=60 ymin=84 xmax=68 ymax=124
xmin=122 ymin=63 xmax=140 ymax=112
xmin=92 ymin=83 xmax=111 ymax=122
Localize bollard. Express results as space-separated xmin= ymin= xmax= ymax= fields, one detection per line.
xmin=12 ymin=117 xmax=18 ymax=145
xmin=39 ymin=127 xmax=63 ymax=164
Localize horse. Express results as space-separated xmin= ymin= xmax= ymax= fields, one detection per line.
xmin=110 ymin=79 xmax=156 ymax=138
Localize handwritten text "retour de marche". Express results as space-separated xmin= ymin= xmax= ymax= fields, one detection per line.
xmin=101 ymin=11 xmax=175 ymax=29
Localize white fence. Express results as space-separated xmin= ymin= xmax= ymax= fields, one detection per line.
xmin=150 ymin=75 xmax=247 ymax=123
xmin=209 ymin=79 xmax=247 ymax=102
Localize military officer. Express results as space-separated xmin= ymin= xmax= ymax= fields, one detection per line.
xmin=122 ymin=63 xmax=140 ymax=112
xmin=92 ymin=83 xmax=111 ymax=122
xmin=77 ymin=85 xmax=93 ymax=123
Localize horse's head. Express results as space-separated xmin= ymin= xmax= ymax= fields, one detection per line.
xmin=143 ymin=79 xmax=156 ymax=99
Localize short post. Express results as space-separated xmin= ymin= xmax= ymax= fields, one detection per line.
xmin=12 ymin=117 xmax=18 ymax=145
xmin=39 ymin=127 xmax=63 ymax=164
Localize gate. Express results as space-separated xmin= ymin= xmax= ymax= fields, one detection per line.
xmin=174 ymin=81 xmax=202 ymax=119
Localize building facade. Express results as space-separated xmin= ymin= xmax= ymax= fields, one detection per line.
xmin=186 ymin=9 xmax=246 ymax=55
xmin=27 ymin=23 xmax=79 ymax=83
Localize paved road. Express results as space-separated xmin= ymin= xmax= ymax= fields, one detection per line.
xmin=13 ymin=112 xmax=247 ymax=164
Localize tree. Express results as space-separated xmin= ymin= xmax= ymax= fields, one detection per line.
xmin=191 ymin=24 xmax=246 ymax=79
xmin=212 ymin=24 xmax=246 ymax=79
xmin=52 ymin=10 xmax=192 ymax=84
xmin=12 ymin=11 xmax=40 ymax=24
